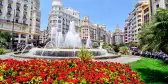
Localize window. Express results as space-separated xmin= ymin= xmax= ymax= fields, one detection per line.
xmin=58 ymin=20 xmax=61 ymax=23
xmin=138 ymin=15 xmax=141 ymax=17
xmin=15 ymin=19 xmax=18 ymax=23
xmin=156 ymin=4 xmax=159 ymax=8
xmin=144 ymin=8 xmax=149 ymax=13
xmin=58 ymin=25 xmax=61 ymax=28
xmin=138 ymin=24 xmax=141 ymax=26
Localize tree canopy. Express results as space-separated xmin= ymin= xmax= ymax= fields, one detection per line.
xmin=138 ymin=8 xmax=168 ymax=54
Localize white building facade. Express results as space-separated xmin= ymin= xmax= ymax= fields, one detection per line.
xmin=124 ymin=0 xmax=148 ymax=43
xmin=48 ymin=0 xmax=80 ymax=42
xmin=0 ymin=0 xmax=41 ymax=46
xmin=39 ymin=29 xmax=47 ymax=44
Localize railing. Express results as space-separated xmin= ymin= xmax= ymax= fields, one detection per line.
xmin=15 ymin=14 xmax=20 ymax=18
xmin=7 ymin=12 xmax=11 ymax=17
xmin=0 ymin=19 xmax=28 ymax=27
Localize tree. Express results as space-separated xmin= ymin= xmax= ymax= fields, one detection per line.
xmin=138 ymin=8 xmax=168 ymax=54
xmin=0 ymin=32 xmax=11 ymax=48
xmin=128 ymin=42 xmax=140 ymax=48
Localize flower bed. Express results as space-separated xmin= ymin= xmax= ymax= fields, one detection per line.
xmin=0 ymin=59 xmax=144 ymax=84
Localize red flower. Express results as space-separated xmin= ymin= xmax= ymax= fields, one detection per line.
xmin=0 ymin=59 xmax=144 ymax=84
xmin=41 ymin=81 xmax=50 ymax=84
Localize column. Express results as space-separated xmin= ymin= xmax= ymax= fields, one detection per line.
xmin=18 ymin=34 xmax=21 ymax=43
xmin=25 ymin=34 xmax=28 ymax=44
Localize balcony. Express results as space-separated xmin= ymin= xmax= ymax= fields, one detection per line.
xmin=23 ymin=11 xmax=27 ymax=15
xmin=16 ymin=8 xmax=20 ymax=12
xmin=7 ymin=5 xmax=12 ymax=11
xmin=7 ymin=12 xmax=11 ymax=17
xmin=8 ymin=0 xmax=13 ymax=4
xmin=24 ymin=5 xmax=28 ymax=10
xmin=16 ymin=2 xmax=21 ymax=7
xmin=23 ymin=16 xmax=27 ymax=20
xmin=15 ymin=14 xmax=20 ymax=18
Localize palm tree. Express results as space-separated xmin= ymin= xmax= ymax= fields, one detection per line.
xmin=138 ymin=8 xmax=168 ymax=54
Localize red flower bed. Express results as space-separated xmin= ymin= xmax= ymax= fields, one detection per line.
xmin=0 ymin=59 xmax=144 ymax=84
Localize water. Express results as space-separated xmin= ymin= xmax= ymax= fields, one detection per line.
xmin=86 ymin=32 xmax=92 ymax=49
xmin=41 ymin=41 xmax=55 ymax=56
xmin=20 ymin=21 xmax=116 ymax=57
xmin=21 ymin=44 xmax=34 ymax=55
xmin=64 ymin=21 xmax=82 ymax=48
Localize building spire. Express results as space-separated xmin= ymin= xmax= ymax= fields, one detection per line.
xmin=116 ymin=24 xmax=119 ymax=30
xmin=52 ymin=0 xmax=63 ymax=6
xmin=115 ymin=24 xmax=120 ymax=32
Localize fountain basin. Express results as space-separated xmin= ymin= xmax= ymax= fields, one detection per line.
xmin=12 ymin=48 xmax=121 ymax=60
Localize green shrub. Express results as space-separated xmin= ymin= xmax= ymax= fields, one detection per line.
xmin=0 ymin=48 xmax=6 ymax=55
xmin=119 ymin=47 xmax=130 ymax=55
xmin=77 ymin=46 xmax=93 ymax=61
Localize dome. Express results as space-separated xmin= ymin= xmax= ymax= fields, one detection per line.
xmin=52 ymin=0 xmax=63 ymax=6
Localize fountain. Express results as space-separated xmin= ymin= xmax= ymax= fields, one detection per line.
xmin=13 ymin=21 xmax=120 ymax=59
xmin=86 ymin=30 xmax=92 ymax=49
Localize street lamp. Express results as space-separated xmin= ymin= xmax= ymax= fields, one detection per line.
xmin=11 ymin=9 xmax=15 ymax=51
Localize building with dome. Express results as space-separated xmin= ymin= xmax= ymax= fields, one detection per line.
xmin=47 ymin=0 xmax=80 ymax=41
xmin=112 ymin=24 xmax=124 ymax=45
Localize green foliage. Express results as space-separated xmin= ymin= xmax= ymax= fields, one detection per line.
xmin=77 ymin=46 xmax=93 ymax=60
xmin=0 ymin=48 xmax=6 ymax=55
xmin=102 ymin=42 xmax=109 ymax=49
xmin=127 ymin=42 xmax=140 ymax=48
xmin=0 ymin=32 xmax=11 ymax=48
xmin=118 ymin=43 xmax=126 ymax=48
xmin=111 ymin=44 xmax=119 ymax=53
xmin=138 ymin=8 xmax=168 ymax=54
xmin=119 ymin=47 xmax=130 ymax=55
xmin=130 ymin=58 xmax=168 ymax=83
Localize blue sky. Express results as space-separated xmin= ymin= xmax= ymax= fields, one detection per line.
xmin=40 ymin=0 xmax=138 ymax=32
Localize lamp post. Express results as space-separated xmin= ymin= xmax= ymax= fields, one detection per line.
xmin=11 ymin=9 xmax=15 ymax=51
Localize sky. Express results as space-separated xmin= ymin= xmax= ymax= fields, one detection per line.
xmin=40 ymin=0 xmax=138 ymax=32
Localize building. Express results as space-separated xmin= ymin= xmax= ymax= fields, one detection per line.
xmin=80 ymin=16 xmax=96 ymax=44
xmin=47 ymin=0 xmax=80 ymax=42
xmin=113 ymin=25 xmax=124 ymax=45
xmin=39 ymin=29 xmax=47 ymax=44
xmin=124 ymin=0 xmax=149 ymax=43
xmin=150 ymin=0 xmax=168 ymax=15
xmin=142 ymin=1 xmax=151 ymax=23
xmin=98 ymin=25 xmax=108 ymax=43
xmin=80 ymin=16 xmax=110 ymax=45
xmin=0 ymin=0 xmax=41 ymax=47
xmin=106 ymin=31 xmax=113 ymax=44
